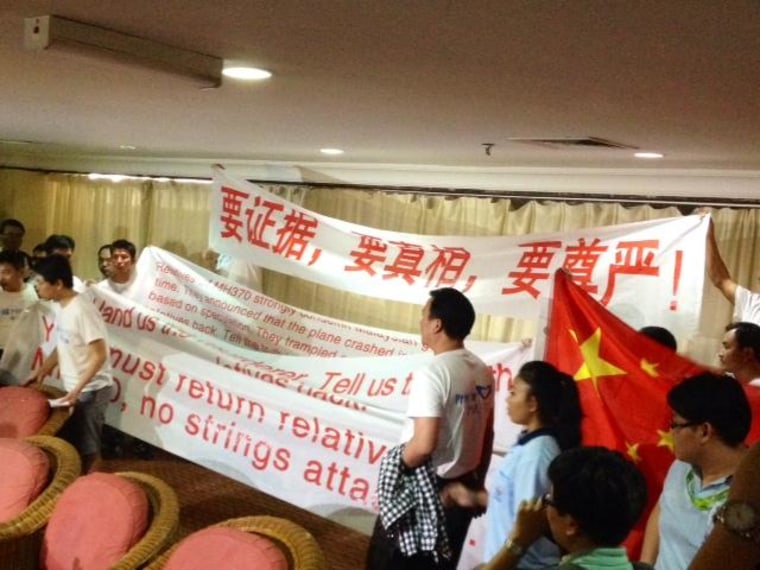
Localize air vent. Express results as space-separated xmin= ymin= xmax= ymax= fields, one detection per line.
xmin=508 ymin=136 xmax=638 ymax=150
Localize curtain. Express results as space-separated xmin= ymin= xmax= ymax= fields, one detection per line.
xmin=1 ymin=167 xmax=756 ymax=362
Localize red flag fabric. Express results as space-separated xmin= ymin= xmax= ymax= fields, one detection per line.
xmin=545 ymin=269 xmax=705 ymax=555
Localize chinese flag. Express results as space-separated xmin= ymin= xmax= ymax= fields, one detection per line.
xmin=545 ymin=269 xmax=704 ymax=556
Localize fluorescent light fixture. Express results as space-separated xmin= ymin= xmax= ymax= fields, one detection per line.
xmin=320 ymin=148 xmax=344 ymax=155
xmin=119 ymin=145 xmax=137 ymax=150
xmin=222 ymin=66 xmax=272 ymax=80
xmin=24 ymin=15 xmax=223 ymax=88
xmin=634 ymin=152 xmax=664 ymax=159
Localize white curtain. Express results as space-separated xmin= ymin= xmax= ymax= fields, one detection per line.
xmin=1 ymin=167 xmax=755 ymax=362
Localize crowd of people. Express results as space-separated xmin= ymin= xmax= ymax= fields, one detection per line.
xmin=3 ymin=213 xmax=760 ymax=570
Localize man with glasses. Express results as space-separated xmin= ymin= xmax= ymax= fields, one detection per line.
xmin=641 ymin=372 xmax=751 ymax=569
xmin=480 ymin=446 xmax=650 ymax=569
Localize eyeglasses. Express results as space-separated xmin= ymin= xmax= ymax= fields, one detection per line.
xmin=542 ymin=493 xmax=557 ymax=508
xmin=669 ymin=420 xmax=699 ymax=431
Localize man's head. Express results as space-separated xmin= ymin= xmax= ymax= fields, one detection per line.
xmin=97 ymin=244 xmax=113 ymax=279
xmin=0 ymin=219 xmax=25 ymax=252
xmin=34 ymin=254 xmax=74 ymax=300
xmin=719 ymin=322 xmax=760 ymax=377
xmin=545 ymin=447 xmax=646 ymax=552
xmin=667 ymin=372 xmax=751 ymax=462
xmin=0 ymin=250 xmax=27 ymax=292
xmin=639 ymin=325 xmax=678 ymax=351
xmin=420 ymin=287 xmax=475 ymax=347
xmin=31 ymin=243 xmax=47 ymax=268
xmin=109 ymin=239 xmax=136 ymax=282
xmin=43 ymin=234 xmax=76 ymax=259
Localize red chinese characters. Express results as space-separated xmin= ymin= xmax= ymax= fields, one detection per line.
xmin=502 ymin=238 xmax=662 ymax=304
xmin=219 ymin=186 xmax=250 ymax=242
xmin=344 ymin=235 xmax=475 ymax=289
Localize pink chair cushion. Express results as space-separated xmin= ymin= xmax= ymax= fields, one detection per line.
xmin=0 ymin=386 xmax=50 ymax=437
xmin=0 ymin=438 xmax=50 ymax=522
xmin=41 ymin=472 xmax=150 ymax=570
xmin=164 ymin=527 xmax=288 ymax=570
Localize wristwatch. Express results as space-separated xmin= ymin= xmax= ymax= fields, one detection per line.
xmin=713 ymin=500 xmax=760 ymax=544
xmin=503 ymin=538 xmax=525 ymax=558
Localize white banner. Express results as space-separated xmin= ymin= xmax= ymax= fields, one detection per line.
xmin=209 ymin=168 xmax=707 ymax=340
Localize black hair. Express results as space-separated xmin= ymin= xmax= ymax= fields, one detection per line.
xmin=110 ymin=239 xmax=137 ymax=260
xmin=34 ymin=254 xmax=74 ymax=289
xmin=639 ymin=326 xmax=677 ymax=351
xmin=667 ymin=372 xmax=751 ymax=446
xmin=549 ymin=447 xmax=647 ymax=547
xmin=427 ymin=287 xmax=475 ymax=341
xmin=0 ymin=218 xmax=25 ymax=234
xmin=98 ymin=244 xmax=113 ymax=256
xmin=725 ymin=322 xmax=760 ymax=361
xmin=44 ymin=234 xmax=76 ymax=253
xmin=32 ymin=243 xmax=46 ymax=255
xmin=517 ymin=361 xmax=582 ymax=451
xmin=0 ymin=249 xmax=28 ymax=271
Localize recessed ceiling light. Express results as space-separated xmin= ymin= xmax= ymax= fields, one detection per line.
xmin=222 ymin=66 xmax=272 ymax=80
xmin=634 ymin=152 xmax=664 ymax=159
xmin=320 ymin=148 xmax=344 ymax=155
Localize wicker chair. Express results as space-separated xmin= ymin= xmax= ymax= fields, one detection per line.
xmin=36 ymin=385 xmax=71 ymax=436
xmin=107 ymin=471 xmax=181 ymax=570
xmin=0 ymin=435 xmax=81 ymax=566
xmin=146 ymin=515 xmax=327 ymax=570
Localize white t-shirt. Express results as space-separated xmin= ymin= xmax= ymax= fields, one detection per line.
xmin=98 ymin=270 xmax=137 ymax=297
xmin=56 ymin=295 xmax=113 ymax=392
xmin=733 ymin=285 xmax=760 ymax=325
xmin=400 ymin=347 xmax=494 ymax=478
xmin=0 ymin=283 xmax=38 ymax=348
xmin=216 ymin=255 xmax=262 ymax=292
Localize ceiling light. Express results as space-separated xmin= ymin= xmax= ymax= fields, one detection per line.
xmin=634 ymin=152 xmax=664 ymax=159
xmin=119 ymin=145 xmax=137 ymax=150
xmin=222 ymin=66 xmax=272 ymax=80
xmin=320 ymin=148 xmax=344 ymax=155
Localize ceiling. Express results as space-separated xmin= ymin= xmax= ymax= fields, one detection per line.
xmin=1 ymin=1 xmax=759 ymax=198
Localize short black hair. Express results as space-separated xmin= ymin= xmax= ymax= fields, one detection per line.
xmin=668 ymin=372 xmax=751 ymax=446
xmin=0 ymin=249 xmax=27 ymax=271
xmin=428 ymin=287 xmax=475 ymax=341
xmin=726 ymin=322 xmax=760 ymax=361
xmin=111 ymin=239 xmax=137 ymax=260
xmin=34 ymin=254 xmax=74 ymax=289
xmin=0 ymin=218 xmax=25 ymax=234
xmin=44 ymin=234 xmax=76 ymax=253
xmin=98 ymin=244 xmax=113 ymax=256
xmin=549 ymin=447 xmax=647 ymax=547
xmin=639 ymin=326 xmax=677 ymax=351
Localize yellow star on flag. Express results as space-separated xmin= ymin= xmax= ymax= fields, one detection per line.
xmin=570 ymin=328 xmax=626 ymax=391
xmin=640 ymin=358 xmax=660 ymax=378
xmin=657 ymin=429 xmax=675 ymax=452
xmin=626 ymin=442 xmax=642 ymax=463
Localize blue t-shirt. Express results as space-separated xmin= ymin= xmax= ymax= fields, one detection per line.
xmin=483 ymin=429 xmax=561 ymax=567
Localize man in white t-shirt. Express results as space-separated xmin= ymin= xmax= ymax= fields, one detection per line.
xmin=704 ymin=215 xmax=760 ymax=324
xmin=367 ymin=287 xmax=495 ymax=569
xmin=98 ymin=239 xmax=138 ymax=295
xmin=28 ymin=254 xmax=114 ymax=472
xmin=0 ymin=250 xmax=38 ymax=359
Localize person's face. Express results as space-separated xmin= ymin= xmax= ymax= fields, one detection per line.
xmin=51 ymin=247 xmax=73 ymax=259
xmin=506 ymin=376 xmax=537 ymax=426
xmin=0 ymin=226 xmax=24 ymax=251
xmin=718 ymin=329 xmax=751 ymax=373
xmin=544 ymin=487 xmax=572 ymax=552
xmin=0 ymin=263 xmax=24 ymax=292
xmin=670 ymin=413 xmax=702 ymax=463
xmin=34 ymin=276 xmax=58 ymax=301
xmin=419 ymin=299 xmax=439 ymax=347
xmin=111 ymin=248 xmax=133 ymax=275
xmin=98 ymin=249 xmax=113 ymax=278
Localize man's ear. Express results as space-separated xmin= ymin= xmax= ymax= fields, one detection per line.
xmin=564 ymin=514 xmax=581 ymax=538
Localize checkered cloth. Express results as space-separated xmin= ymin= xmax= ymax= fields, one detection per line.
xmin=377 ymin=444 xmax=452 ymax=563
